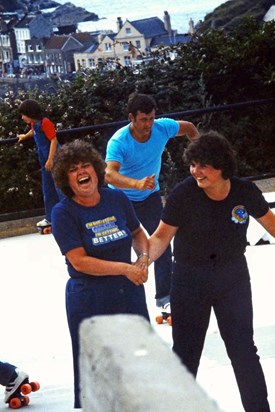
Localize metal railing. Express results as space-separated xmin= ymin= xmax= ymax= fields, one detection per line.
xmin=0 ymin=97 xmax=274 ymax=221
xmin=1 ymin=97 xmax=274 ymax=145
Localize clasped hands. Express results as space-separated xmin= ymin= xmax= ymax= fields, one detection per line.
xmin=125 ymin=255 xmax=149 ymax=286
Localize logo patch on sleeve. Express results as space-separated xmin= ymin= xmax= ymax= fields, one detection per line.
xmin=231 ymin=205 xmax=248 ymax=224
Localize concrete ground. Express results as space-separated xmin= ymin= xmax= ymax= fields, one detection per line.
xmin=0 ymin=233 xmax=275 ymax=412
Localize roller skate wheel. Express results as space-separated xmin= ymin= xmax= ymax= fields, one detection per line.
xmin=155 ymin=315 xmax=163 ymax=324
xmin=21 ymin=395 xmax=30 ymax=406
xmin=30 ymin=381 xmax=40 ymax=391
xmin=9 ymin=397 xmax=22 ymax=409
xmin=38 ymin=226 xmax=51 ymax=235
xmin=21 ymin=383 xmax=32 ymax=395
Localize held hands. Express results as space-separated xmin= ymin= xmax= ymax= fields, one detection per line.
xmin=136 ymin=173 xmax=156 ymax=191
xmin=125 ymin=261 xmax=148 ymax=286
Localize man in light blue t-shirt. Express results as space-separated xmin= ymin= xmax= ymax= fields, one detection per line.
xmin=105 ymin=92 xmax=199 ymax=308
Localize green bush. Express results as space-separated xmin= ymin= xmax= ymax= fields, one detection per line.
xmin=0 ymin=17 xmax=274 ymax=214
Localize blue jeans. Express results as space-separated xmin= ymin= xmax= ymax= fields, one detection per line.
xmin=65 ymin=276 xmax=150 ymax=408
xmin=171 ymin=256 xmax=270 ymax=412
xmin=0 ymin=362 xmax=16 ymax=386
xmin=132 ymin=192 xmax=172 ymax=306
xmin=41 ymin=166 xmax=62 ymax=222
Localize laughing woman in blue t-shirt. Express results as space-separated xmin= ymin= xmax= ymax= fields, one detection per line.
xmin=149 ymin=131 xmax=275 ymax=412
xmin=51 ymin=139 xmax=150 ymax=409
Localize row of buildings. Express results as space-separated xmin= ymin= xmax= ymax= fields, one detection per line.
xmin=0 ymin=7 xmax=195 ymax=77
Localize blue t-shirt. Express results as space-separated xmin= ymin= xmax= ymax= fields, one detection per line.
xmin=105 ymin=118 xmax=180 ymax=201
xmin=51 ymin=187 xmax=140 ymax=278
xmin=162 ymin=176 xmax=269 ymax=264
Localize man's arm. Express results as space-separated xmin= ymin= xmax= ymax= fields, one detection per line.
xmin=177 ymin=121 xmax=199 ymax=140
xmin=105 ymin=161 xmax=156 ymax=190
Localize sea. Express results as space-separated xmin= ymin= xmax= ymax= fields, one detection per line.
xmin=55 ymin=0 xmax=227 ymax=34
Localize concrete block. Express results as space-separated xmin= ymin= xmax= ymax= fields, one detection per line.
xmin=80 ymin=314 xmax=222 ymax=412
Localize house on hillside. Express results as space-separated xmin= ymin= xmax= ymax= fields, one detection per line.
xmin=44 ymin=32 xmax=96 ymax=75
xmin=14 ymin=12 xmax=53 ymax=67
xmin=24 ymin=38 xmax=48 ymax=76
xmin=0 ymin=12 xmax=20 ymax=75
xmin=73 ymin=11 xmax=192 ymax=70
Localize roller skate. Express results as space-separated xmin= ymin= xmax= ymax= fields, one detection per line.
xmin=155 ymin=302 xmax=172 ymax=326
xmin=37 ymin=218 xmax=52 ymax=235
xmin=4 ymin=369 xmax=40 ymax=409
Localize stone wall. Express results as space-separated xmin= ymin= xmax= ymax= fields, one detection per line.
xmin=0 ymin=216 xmax=43 ymax=238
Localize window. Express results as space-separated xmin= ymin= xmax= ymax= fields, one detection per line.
xmin=105 ymin=43 xmax=112 ymax=52
xmin=125 ymin=28 xmax=131 ymax=35
xmin=122 ymin=42 xmax=129 ymax=51
xmin=136 ymin=40 xmax=141 ymax=49
xmin=88 ymin=58 xmax=95 ymax=68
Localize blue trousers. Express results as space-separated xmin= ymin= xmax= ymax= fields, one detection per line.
xmin=41 ymin=166 xmax=62 ymax=222
xmin=171 ymin=256 xmax=270 ymax=412
xmin=132 ymin=192 xmax=172 ymax=306
xmin=65 ymin=276 xmax=150 ymax=409
xmin=0 ymin=361 xmax=16 ymax=386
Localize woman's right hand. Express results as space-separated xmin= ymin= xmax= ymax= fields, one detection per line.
xmin=125 ymin=263 xmax=148 ymax=286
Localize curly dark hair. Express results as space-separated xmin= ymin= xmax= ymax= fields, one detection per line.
xmin=19 ymin=99 xmax=43 ymax=120
xmin=127 ymin=92 xmax=157 ymax=117
xmin=183 ymin=130 xmax=237 ymax=179
xmin=52 ymin=139 xmax=106 ymax=198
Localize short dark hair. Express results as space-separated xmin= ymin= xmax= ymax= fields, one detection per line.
xmin=19 ymin=99 xmax=43 ymax=120
xmin=183 ymin=130 xmax=237 ymax=179
xmin=127 ymin=92 xmax=157 ymax=117
xmin=52 ymin=139 xmax=106 ymax=198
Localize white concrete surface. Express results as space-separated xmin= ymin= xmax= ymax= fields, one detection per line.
xmin=0 ymin=233 xmax=275 ymax=411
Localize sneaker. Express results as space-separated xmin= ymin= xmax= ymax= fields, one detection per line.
xmin=162 ymin=302 xmax=171 ymax=313
xmin=4 ymin=369 xmax=29 ymax=403
xmin=156 ymin=295 xmax=170 ymax=308
xmin=36 ymin=218 xmax=51 ymax=227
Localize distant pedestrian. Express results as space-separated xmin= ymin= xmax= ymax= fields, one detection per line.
xmin=18 ymin=99 xmax=62 ymax=230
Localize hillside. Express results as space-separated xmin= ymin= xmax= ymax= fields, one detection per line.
xmin=1 ymin=0 xmax=59 ymax=13
xmin=1 ymin=0 xmax=99 ymax=26
xmin=203 ymin=0 xmax=273 ymax=30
